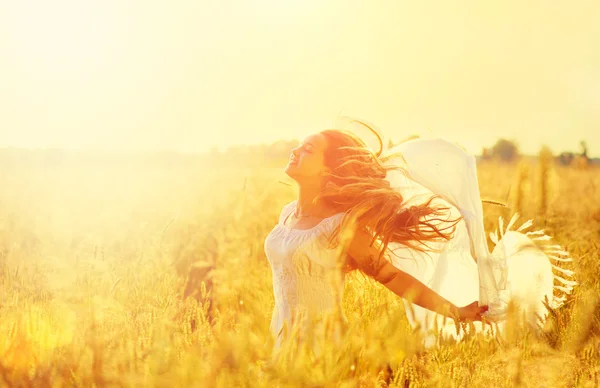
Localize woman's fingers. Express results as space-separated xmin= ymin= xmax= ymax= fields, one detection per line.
xmin=456 ymin=302 xmax=494 ymax=326
xmin=466 ymin=302 xmax=489 ymax=322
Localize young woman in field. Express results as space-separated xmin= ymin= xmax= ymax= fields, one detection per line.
xmin=263 ymin=122 xmax=576 ymax=359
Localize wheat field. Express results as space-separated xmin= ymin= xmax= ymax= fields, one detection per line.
xmin=0 ymin=156 xmax=598 ymax=387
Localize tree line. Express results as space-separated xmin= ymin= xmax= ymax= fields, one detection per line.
xmin=0 ymin=138 xmax=595 ymax=168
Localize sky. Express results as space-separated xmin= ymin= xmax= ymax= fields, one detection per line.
xmin=1 ymin=0 xmax=599 ymax=156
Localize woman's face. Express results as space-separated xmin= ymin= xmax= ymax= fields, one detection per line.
xmin=284 ymin=133 xmax=329 ymax=181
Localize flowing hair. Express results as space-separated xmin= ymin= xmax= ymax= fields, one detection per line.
xmin=314 ymin=126 xmax=462 ymax=278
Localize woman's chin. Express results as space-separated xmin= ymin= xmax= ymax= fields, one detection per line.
xmin=284 ymin=165 xmax=301 ymax=180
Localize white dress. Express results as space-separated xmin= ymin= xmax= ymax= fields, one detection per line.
xmin=264 ymin=137 xmax=577 ymax=352
xmin=263 ymin=205 xmax=348 ymax=357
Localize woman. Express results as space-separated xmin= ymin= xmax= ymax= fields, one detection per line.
xmin=263 ymin=124 xmax=576 ymax=358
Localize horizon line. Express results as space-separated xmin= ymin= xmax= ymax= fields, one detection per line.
xmin=0 ymin=145 xmax=598 ymax=160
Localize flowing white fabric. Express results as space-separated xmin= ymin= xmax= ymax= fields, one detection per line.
xmin=380 ymin=137 xmax=576 ymax=343
xmin=381 ymin=138 xmax=508 ymax=318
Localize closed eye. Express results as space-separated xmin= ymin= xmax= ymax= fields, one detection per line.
xmin=295 ymin=142 xmax=316 ymax=154
xmin=297 ymin=144 xmax=312 ymax=153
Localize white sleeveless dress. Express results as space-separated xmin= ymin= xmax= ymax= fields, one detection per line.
xmin=264 ymin=137 xmax=576 ymax=352
xmin=262 ymin=200 xmax=488 ymax=354
xmin=263 ymin=204 xmax=348 ymax=357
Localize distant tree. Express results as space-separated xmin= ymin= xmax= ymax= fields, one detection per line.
xmin=580 ymin=140 xmax=588 ymax=158
xmin=491 ymin=139 xmax=519 ymax=162
xmin=481 ymin=147 xmax=492 ymax=160
xmin=556 ymin=140 xmax=590 ymax=168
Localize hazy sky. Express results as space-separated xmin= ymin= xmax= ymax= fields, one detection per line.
xmin=1 ymin=0 xmax=599 ymax=156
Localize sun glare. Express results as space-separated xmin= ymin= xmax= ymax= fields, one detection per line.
xmin=8 ymin=1 xmax=123 ymax=80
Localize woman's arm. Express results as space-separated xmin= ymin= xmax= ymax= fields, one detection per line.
xmin=346 ymin=227 xmax=487 ymax=321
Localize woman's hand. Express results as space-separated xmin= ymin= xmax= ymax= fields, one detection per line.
xmin=457 ymin=301 xmax=489 ymax=322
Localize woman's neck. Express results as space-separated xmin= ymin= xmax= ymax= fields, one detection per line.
xmin=296 ymin=183 xmax=326 ymax=217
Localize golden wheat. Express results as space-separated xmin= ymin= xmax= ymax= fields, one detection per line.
xmin=0 ymin=159 xmax=598 ymax=387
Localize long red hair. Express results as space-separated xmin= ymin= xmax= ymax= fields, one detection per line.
xmin=314 ymin=126 xmax=461 ymax=277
